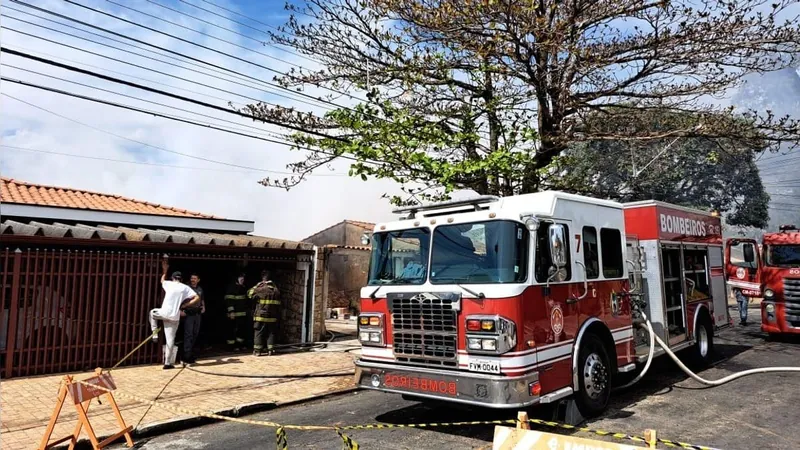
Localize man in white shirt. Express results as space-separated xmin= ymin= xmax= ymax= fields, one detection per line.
xmin=150 ymin=261 xmax=200 ymax=369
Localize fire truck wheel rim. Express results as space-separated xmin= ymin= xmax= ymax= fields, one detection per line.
xmin=698 ymin=324 xmax=709 ymax=358
xmin=583 ymin=352 xmax=608 ymax=400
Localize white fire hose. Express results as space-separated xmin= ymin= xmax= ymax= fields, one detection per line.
xmin=616 ymin=313 xmax=800 ymax=390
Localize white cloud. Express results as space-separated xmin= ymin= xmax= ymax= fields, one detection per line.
xmin=0 ymin=0 xmax=402 ymax=240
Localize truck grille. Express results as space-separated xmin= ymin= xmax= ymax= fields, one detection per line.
xmin=784 ymin=278 xmax=800 ymax=327
xmin=389 ymin=293 xmax=458 ymax=367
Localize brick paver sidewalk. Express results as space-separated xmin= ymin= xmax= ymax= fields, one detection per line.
xmin=1 ymin=349 xmax=358 ymax=450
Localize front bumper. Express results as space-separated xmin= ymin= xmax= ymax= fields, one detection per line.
xmin=354 ymin=359 xmax=541 ymax=408
xmin=762 ymin=302 xmax=800 ymax=334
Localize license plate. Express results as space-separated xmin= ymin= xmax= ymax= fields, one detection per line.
xmin=468 ymin=359 xmax=500 ymax=374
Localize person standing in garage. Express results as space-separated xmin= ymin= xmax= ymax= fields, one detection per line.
xmin=249 ymin=270 xmax=281 ymax=357
xmin=225 ymin=273 xmax=249 ymax=350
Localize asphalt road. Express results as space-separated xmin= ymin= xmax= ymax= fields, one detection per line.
xmin=116 ymin=310 xmax=800 ymax=450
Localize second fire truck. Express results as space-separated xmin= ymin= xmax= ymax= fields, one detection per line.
xmin=726 ymin=225 xmax=800 ymax=336
xmin=355 ymin=192 xmax=730 ymax=416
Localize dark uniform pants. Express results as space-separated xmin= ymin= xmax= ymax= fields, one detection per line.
xmin=254 ymin=320 xmax=277 ymax=352
xmin=226 ymin=297 xmax=248 ymax=347
xmin=183 ymin=313 xmax=201 ymax=361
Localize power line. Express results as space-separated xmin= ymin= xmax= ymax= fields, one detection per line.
xmin=2 ymin=92 xmax=358 ymax=174
xmin=0 ymin=144 xmax=347 ymax=176
xmin=2 ymin=48 xmax=343 ymax=141
xmin=3 ymin=62 xmax=294 ymax=141
xmin=106 ymin=0 xmax=303 ymax=70
xmin=1 ymin=12 xmax=332 ymax=110
xmin=142 ymin=0 xmax=321 ymax=67
xmin=10 ymin=0 xmax=342 ymax=110
xmin=1 ymin=83 xmax=362 ymax=164
xmin=1 ymin=81 xmax=318 ymax=153
xmin=1 ymin=6 xmax=310 ymax=107
xmin=54 ymin=0 xmax=366 ymax=106
xmin=195 ymin=0 xmax=283 ymax=34
xmin=6 ymin=44 xmax=249 ymax=108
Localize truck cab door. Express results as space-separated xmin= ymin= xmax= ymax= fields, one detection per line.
xmin=725 ymin=238 xmax=761 ymax=297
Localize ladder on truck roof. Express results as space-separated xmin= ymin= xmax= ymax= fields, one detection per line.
xmin=392 ymin=195 xmax=501 ymax=219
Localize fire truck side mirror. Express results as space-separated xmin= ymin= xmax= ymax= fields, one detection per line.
xmin=548 ymin=224 xmax=567 ymax=269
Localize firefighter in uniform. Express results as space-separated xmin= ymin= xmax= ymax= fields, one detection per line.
xmin=248 ymin=270 xmax=281 ymax=357
xmin=224 ymin=273 xmax=249 ymax=349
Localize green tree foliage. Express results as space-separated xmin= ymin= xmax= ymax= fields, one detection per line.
xmin=556 ymin=109 xmax=770 ymax=227
xmin=248 ymin=0 xmax=800 ymax=205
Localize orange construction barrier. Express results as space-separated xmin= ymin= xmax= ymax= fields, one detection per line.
xmin=38 ymin=368 xmax=133 ymax=450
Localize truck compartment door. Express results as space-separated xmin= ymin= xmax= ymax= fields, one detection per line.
xmin=708 ymin=246 xmax=730 ymax=327
xmin=725 ymin=238 xmax=762 ymax=297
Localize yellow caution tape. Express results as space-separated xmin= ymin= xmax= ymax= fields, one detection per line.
xmin=527 ymin=419 xmax=718 ymax=450
xmin=276 ymin=426 xmax=287 ymax=450
xmin=336 ymin=428 xmax=359 ymax=450
xmin=74 ymin=379 xmax=717 ymax=450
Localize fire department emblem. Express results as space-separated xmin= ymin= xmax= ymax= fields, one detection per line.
xmin=551 ymin=305 xmax=564 ymax=335
xmin=736 ymin=267 xmax=746 ymax=279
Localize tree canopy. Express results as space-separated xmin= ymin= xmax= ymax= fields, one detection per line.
xmin=247 ymin=0 xmax=800 ymax=208
xmin=555 ymin=109 xmax=771 ymax=228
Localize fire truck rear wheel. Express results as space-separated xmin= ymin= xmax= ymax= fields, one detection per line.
xmin=691 ymin=316 xmax=714 ymax=367
xmin=575 ymin=333 xmax=611 ymax=417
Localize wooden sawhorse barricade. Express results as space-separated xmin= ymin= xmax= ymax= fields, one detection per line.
xmin=38 ymin=368 xmax=134 ymax=450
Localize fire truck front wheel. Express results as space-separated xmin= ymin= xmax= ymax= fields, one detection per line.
xmin=575 ymin=333 xmax=611 ymax=417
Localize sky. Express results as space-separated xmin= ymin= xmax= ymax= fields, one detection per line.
xmin=0 ymin=0 xmax=402 ymax=241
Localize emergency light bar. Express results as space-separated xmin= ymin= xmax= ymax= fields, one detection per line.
xmin=392 ymin=195 xmax=501 ymax=219
xmin=779 ymin=224 xmax=798 ymax=232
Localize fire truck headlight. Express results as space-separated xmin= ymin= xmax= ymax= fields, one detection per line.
xmin=765 ymin=289 xmax=775 ymax=299
xmin=468 ymin=338 xmax=482 ymax=350
xmin=482 ymin=339 xmax=497 ymax=351
xmin=766 ymin=303 xmax=775 ymax=313
xmin=359 ymin=332 xmax=371 ymax=342
xmin=369 ymin=332 xmax=382 ymax=343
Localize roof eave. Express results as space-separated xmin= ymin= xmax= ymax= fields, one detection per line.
xmin=2 ymin=203 xmax=254 ymax=234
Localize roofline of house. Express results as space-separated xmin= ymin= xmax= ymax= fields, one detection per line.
xmin=1 ymin=203 xmax=255 ymax=233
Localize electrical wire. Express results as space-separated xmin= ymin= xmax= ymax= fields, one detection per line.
xmin=3 ymin=62 xmax=296 ymax=141
xmin=154 ymin=0 xmax=321 ymax=67
xmin=2 ymin=5 xmax=330 ymax=108
xmin=1 ymin=87 xmax=356 ymax=171
xmin=2 ymin=87 xmax=363 ymax=167
xmin=106 ymin=0 xmax=304 ymax=70
xmin=9 ymin=0 xmax=341 ymax=110
xmin=0 ymin=13 xmax=332 ymax=110
xmin=2 ymin=48 xmax=345 ymax=142
xmin=54 ymin=0 xmax=366 ymax=106
xmin=0 ymin=144 xmax=309 ymax=175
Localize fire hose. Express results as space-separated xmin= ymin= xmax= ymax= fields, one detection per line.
xmin=617 ymin=314 xmax=800 ymax=390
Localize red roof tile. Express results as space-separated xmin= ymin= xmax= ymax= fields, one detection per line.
xmin=1 ymin=177 xmax=218 ymax=219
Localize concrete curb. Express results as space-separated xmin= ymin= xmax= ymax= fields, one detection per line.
xmin=61 ymin=386 xmax=360 ymax=449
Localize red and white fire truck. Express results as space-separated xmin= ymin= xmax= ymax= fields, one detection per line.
xmin=354 ymin=192 xmax=730 ymax=416
xmin=726 ymin=225 xmax=800 ymax=335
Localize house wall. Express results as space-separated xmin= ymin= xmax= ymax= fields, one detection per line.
xmin=305 ymin=223 xmax=347 ymax=247
xmin=325 ymin=248 xmax=369 ymax=311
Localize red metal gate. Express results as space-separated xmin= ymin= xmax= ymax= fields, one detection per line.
xmin=1 ymin=248 xmax=162 ymax=378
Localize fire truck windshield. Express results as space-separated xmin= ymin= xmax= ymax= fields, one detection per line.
xmin=367 ymin=228 xmax=430 ymax=285
xmin=766 ymin=245 xmax=800 ymax=267
xmin=430 ymin=220 xmax=529 ymax=284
